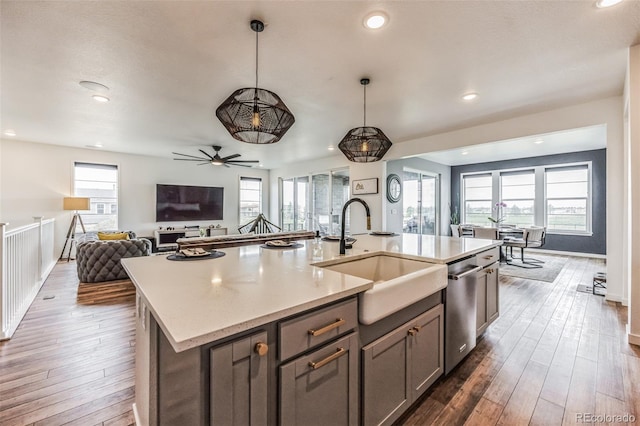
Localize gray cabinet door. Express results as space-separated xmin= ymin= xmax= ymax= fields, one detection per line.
xmin=210 ymin=330 xmax=269 ymax=426
xmin=487 ymin=264 xmax=499 ymax=324
xmin=362 ymin=304 xmax=444 ymax=426
xmin=409 ymin=304 xmax=444 ymax=401
xmin=362 ymin=323 xmax=411 ymax=426
xmin=476 ymin=269 xmax=489 ymax=337
xmin=280 ymin=332 xmax=359 ymax=426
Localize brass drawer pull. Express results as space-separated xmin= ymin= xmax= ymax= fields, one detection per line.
xmin=308 ymin=318 xmax=346 ymax=337
xmin=254 ymin=342 xmax=268 ymax=357
xmin=308 ymin=347 xmax=346 ymax=370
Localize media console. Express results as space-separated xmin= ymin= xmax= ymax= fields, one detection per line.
xmin=154 ymin=227 xmax=228 ymax=252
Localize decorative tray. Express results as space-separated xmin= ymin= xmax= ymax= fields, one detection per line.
xmin=166 ymin=250 xmax=226 ymax=261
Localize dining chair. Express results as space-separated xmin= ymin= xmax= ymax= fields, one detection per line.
xmin=472 ymin=227 xmax=499 ymax=240
xmin=502 ymin=226 xmax=546 ymax=268
xmin=450 ymin=224 xmax=462 ymax=237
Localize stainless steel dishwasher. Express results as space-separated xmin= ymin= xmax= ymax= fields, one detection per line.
xmin=445 ymin=256 xmax=483 ymax=374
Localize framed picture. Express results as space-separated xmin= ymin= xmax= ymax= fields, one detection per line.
xmin=352 ymin=178 xmax=379 ymax=195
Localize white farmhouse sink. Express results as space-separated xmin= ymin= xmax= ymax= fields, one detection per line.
xmin=317 ymin=254 xmax=448 ymax=325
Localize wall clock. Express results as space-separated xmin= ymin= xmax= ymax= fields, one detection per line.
xmin=386 ymin=174 xmax=402 ymax=203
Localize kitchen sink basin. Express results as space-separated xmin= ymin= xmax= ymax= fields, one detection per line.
xmin=317 ymin=254 xmax=447 ymax=324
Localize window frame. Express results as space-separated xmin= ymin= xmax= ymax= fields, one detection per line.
xmin=238 ymin=176 xmax=263 ymax=226
xmin=73 ymin=161 xmax=119 ymax=232
xmin=460 ymin=161 xmax=592 ymax=236
xmin=544 ymin=163 xmax=592 ymax=235
xmin=461 ymin=172 xmax=493 ymax=226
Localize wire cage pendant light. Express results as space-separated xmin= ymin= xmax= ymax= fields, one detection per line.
xmin=216 ymin=20 xmax=295 ymax=144
xmin=338 ymin=78 xmax=392 ymax=162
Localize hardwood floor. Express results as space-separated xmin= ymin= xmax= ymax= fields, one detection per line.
xmin=401 ymin=255 xmax=640 ymax=426
xmin=0 ymin=262 xmax=136 ymax=426
xmin=0 ymin=255 xmax=637 ymax=425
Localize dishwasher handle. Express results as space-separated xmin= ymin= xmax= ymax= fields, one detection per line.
xmin=448 ymin=265 xmax=483 ymax=280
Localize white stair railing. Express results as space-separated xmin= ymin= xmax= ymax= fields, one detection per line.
xmin=0 ymin=217 xmax=56 ymax=340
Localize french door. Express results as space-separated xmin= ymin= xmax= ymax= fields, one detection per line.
xmin=403 ymin=170 xmax=439 ymax=236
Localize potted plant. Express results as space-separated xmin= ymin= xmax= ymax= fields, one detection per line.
xmin=449 ymin=203 xmax=460 ymax=236
xmin=488 ymin=201 xmax=507 ymax=226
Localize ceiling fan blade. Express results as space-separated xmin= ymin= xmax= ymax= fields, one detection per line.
xmin=174 ymin=158 xmax=210 ymax=162
xmin=197 ymin=162 xmax=211 ymax=165
xmin=199 ymin=149 xmax=215 ymax=160
xmin=227 ymin=160 xmax=260 ymax=163
xmin=221 ymin=154 xmax=241 ymax=161
xmin=230 ymin=163 xmax=253 ymax=168
xmin=173 ymin=152 xmax=210 ymax=160
xmin=224 ymin=164 xmax=231 ymax=168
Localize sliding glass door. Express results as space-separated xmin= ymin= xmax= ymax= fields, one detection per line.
xmin=281 ymin=169 xmax=349 ymax=235
xmin=402 ymin=170 xmax=439 ymax=235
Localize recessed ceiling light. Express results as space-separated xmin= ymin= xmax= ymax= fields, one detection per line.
xmin=4 ymin=129 xmax=16 ymax=137
xmin=364 ymin=11 xmax=389 ymax=29
xmin=461 ymin=151 xmax=469 ymax=155
xmin=94 ymin=142 xmax=103 ymax=148
xmin=328 ymin=145 xmax=335 ymax=151
xmin=534 ymin=139 xmax=544 ymax=144
xmin=462 ymin=92 xmax=478 ymax=101
xmin=258 ymin=164 xmax=264 ymax=167
xmin=79 ymin=81 xmax=110 ymax=93
xmin=595 ymin=0 xmax=622 ymax=8
xmin=92 ymin=94 xmax=110 ymax=103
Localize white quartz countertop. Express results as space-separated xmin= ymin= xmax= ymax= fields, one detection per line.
xmin=122 ymin=234 xmax=500 ymax=352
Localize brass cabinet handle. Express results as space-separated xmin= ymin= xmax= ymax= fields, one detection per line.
xmin=408 ymin=326 xmax=421 ymax=336
xmin=308 ymin=318 xmax=346 ymax=337
xmin=308 ymin=347 xmax=346 ymax=370
xmin=483 ymin=255 xmax=494 ymax=260
xmin=254 ymin=342 xmax=268 ymax=357
xmin=486 ymin=268 xmax=494 ymax=274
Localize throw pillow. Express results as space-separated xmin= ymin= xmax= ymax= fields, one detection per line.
xmin=97 ymin=232 xmax=130 ymax=241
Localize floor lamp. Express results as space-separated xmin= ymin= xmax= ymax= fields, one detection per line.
xmin=60 ymin=197 xmax=90 ymax=261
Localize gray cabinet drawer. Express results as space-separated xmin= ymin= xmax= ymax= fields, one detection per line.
xmin=475 ymin=247 xmax=500 ymax=267
xmin=280 ymin=332 xmax=359 ymax=426
xmin=279 ymin=298 xmax=357 ymax=361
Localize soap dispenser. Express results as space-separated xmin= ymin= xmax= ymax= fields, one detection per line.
xmin=312 ymin=230 xmax=323 ymax=261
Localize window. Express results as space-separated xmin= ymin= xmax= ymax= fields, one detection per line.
xmin=74 ymin=162 xmax=118 ymax=232
xmin=239 ymin=177 xmax=262 ymax=226
xmin=545 ymin=165 xmax=590 ymax=232
xmin=462 ymin=174 xmax=492 ymax=226
xmin=459 ymin=161 xmax=592 ymax=235
xmin=500 ymin=171 xmax=535 ymax=227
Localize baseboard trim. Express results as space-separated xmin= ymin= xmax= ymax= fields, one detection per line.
xmin=605 ymin=293 xmax=623 ymax=303
xmin=627 ymin=325 xmax=640 ymax=346
xmin=527 ymin=248 xmax=606 ymax=259
xmin=133 ymin=403 xmax=143 ymax=426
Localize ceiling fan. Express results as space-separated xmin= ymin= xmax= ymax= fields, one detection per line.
xmin=172 ymin=145 xmax=259 ymax=168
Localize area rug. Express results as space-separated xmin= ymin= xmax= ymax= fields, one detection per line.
xmin=499 ymin=253 xmax=567 ymax=283
xmin=77 ymin=279 xmax=136 ymax=305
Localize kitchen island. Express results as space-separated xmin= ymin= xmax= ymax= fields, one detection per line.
xmin=122 ymin=234 xmax=501 ymax=426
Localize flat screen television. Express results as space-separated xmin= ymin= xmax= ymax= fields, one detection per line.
xmin=156 ymin=184 xmax=224 ymax=222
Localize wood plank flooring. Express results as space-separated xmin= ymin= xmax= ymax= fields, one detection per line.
xmin=402 ymin=255 xmax=640 ymax=425
xmin=0 ymin=255 xmax=637 ymax=425
xmin=0 ymin=262 xmax=136 ymax=426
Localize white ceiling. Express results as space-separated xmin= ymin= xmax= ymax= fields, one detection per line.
xmin=419 ymin=124 xmax=607 ymax=166
xmin=2 ymin=1 xmax=639 ymax=169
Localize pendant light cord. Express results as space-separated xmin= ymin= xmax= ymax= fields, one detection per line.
xmin=363 ymin=83 xmax=367 ymax=127
xmin=255 ymin=28 xmax=259 ymax=89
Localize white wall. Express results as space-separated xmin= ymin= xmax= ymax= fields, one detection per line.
xmin=0 ymin=139 xmax=270 ymax=255
xmin=627 ymin=44 xmax=640 ymax=345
